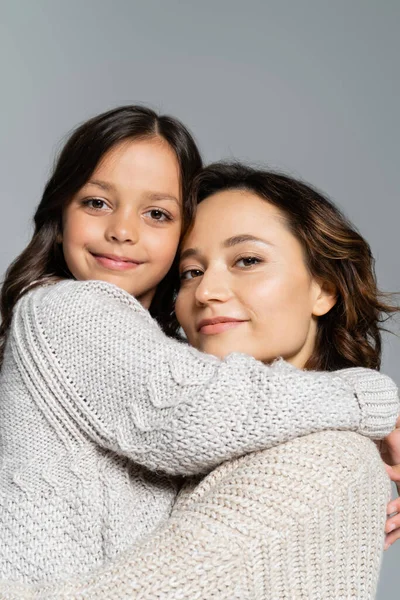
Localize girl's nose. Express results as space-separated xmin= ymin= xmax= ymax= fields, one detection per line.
xmin=106 ymin=213 xmax=139 ymax=244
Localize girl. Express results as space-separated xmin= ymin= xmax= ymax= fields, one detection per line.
xmin=0 ymin=107 xmax=397 ymax=583
xmin=2 ymin=161 xmax=398 ymax=599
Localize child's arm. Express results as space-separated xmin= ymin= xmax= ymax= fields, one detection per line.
xmin=16 ymin=279 xmax=399 ymax=475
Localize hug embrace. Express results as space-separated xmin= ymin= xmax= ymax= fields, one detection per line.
xmin=0 ymin=106 xmax=399 ymax=599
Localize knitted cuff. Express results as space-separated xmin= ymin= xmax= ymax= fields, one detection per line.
xmin=336 ymin=368 xmax=399 ymax=439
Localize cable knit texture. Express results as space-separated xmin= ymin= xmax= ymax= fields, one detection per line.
xmin=0 ymin=279 xmax=398 ymax=582
xmin=0 ymin=432 xmax=390 ymax=599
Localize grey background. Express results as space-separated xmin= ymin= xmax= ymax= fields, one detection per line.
xmin=1 ymin=0 xmax=399 ymax=596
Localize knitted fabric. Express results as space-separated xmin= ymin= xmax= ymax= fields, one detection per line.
xmin=0 ymin=431 xmax=390 ymax=599
xmin=0 ymin=279 xmax=398 ymax=582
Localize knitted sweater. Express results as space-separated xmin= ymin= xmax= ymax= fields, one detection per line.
xmin=0 ymin=431 xmax=390 ymax=599
xmin=0 ymin=279 xmax=398 ymax=583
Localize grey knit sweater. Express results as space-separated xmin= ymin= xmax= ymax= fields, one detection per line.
xmin=0 ymin=431 xmax=389 ymax=599
xmin=0 ymin=279 xmax=398 ymax=583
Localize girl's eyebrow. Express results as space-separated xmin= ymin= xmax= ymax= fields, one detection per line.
xmin=84 ymin=182 xmax=179 ymax=205
xmin=143 ymin=192 xmax=180 ymax=205
xmin=180 ymin=234 xmax=274 ymax=262
xmin=86 ymin=179 xmax=115 ymax=192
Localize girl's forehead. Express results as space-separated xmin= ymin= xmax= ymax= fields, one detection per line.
xmin=80 ymin=138 xmax=182 ymax=201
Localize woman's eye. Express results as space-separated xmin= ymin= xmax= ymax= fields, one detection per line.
xmin=145 ymin=209 xmax=171 ymax=222
xmin=180 ymin=269 xmax=203 ymax=281
xmin=83 ymin=198 xmax=108 ymax=211
xmin=236 ymin=256 xmax=262 ymax=268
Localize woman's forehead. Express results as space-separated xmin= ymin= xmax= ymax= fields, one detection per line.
xmin=179 ymin=193 xmax=304 ymax=265
xmin=186 ymin=191 xmax=288 ymax=244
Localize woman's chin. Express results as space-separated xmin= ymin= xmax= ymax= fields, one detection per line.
xmin=198 ymin=340 xmax=256 ymax=360
xmin=198 ymin=340 xmax=279 ymax=364
xmin=197 ymin=341 xmax=237 ymax=360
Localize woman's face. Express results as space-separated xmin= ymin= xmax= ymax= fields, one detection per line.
xmin=175 ymin=189 xmax=336 ymax=368
xmin=62 ymin=137 xmax=182 ymax=307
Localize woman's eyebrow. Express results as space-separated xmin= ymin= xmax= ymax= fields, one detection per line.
xmin=180 ymin=247 xmax=201 ymax=262
xmin=223 ymin=234 xmax=274 ymax=248
xmin=180 ymin=235 xmax=273 ymax=262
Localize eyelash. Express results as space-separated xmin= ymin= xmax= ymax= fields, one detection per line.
xmin=143 ymin=209 xmax=173 ymax=222
xmin=235 ymin=255 xmax=263 ymax=268
xmin=180 ymin=268 xmax=203 ymax=281
xmin=180 ymin=255 xmax=263 ymax=281
xmin=82 ymin=198 xmax=109 ymax=211
xmin=81 ymin=199 xmax=172 ymax=222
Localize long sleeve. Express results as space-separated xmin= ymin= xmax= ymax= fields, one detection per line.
xmin=12 ymin=279 xmax=399 ymax=476
xmin=0 ymin=431 xmax=389 ymax=600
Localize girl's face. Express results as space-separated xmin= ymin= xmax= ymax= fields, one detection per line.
xmin=175 ymin=190 xmax=336 ymax=368
xmin=62 ymin=137 xmax=182 ymax=307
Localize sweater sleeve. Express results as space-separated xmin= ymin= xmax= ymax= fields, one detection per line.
xmin=15 ymin=280 xmax=399 ymax=476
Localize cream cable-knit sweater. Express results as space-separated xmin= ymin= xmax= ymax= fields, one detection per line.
xmin=0 ymin=279 xmax=398 ymax=583
xmin=0 ymin=431 xmax=390 ymax=599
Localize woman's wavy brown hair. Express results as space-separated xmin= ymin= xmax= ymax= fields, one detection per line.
xmin=0 ymin=105 xmax=202 ymax=367
xmin=169 ymin=162 xmax=398 ymax=371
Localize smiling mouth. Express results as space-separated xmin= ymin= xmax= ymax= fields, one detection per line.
xmin=197 ymin=318 xmax=248 ymax=336
xmin=91 ymin=252 xmax=143 ymax=271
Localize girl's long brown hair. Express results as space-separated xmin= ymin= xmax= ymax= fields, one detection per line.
xmin=168 ymin=162 xmax=398 ymax=371
xmin=0 ymin=105 xmax=202 ymax=367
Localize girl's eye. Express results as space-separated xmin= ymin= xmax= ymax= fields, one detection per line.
xmin=82 ymin=198 xmax=108 ymax=211
xmin=145 ymin=209 xmax=171 ymax=222
xmin=180 ymin=269 xmax=203 ymax=281
xmin=236 ymin=256 xmax=262 ymax=268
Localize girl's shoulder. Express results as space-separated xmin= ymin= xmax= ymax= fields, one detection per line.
xmin=18 ymin=279 xmax=153 ymax=323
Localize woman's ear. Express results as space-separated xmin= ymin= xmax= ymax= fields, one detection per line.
xmin=312 ymin=280 xmax=337 ymax=317
xmin=56 ymin=232 xmax=63 ymax=244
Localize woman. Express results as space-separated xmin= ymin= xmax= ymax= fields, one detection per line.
xmin=1 ymin=162 xmax=398 ymax=599
xmin=1 ymin=107 xmax=392 ymax=584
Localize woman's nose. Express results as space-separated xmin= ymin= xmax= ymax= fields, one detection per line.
xmin=194 ymin=269 xmax=232 ymax=305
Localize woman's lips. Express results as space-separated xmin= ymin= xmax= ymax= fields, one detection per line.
xmin=92 ymin=253 xmax=142 ymax=271
xmin=198 ymin=318 xmax=248 ymax=335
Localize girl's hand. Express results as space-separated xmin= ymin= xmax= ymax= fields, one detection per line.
xmin=385 ymin=464 xmax=400 ymax=550
xmin=379 ymin=416 xmax=400 ymax=550
xmin=379 ymin=415 xmax=400 ymax=466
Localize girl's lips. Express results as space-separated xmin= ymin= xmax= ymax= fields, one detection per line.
xmin=92 ymin=253 xmax=142 ymax=272
xmin=199 ymin=321 xmax=247 ymax=335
